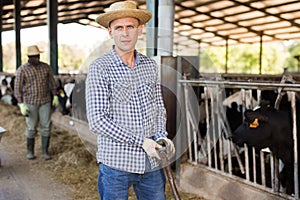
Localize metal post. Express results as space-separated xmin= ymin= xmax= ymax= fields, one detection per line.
xmin=47 ymin=0 xmax=58 ymax=75
xmin=183 ymin=78 xmax=192 ymax=163
xmin=210 ymin=88 xmax=218 ymax=169
xmin=260 ymin=150 xmax=266 ymax=186
xmin=291 ymin=92 xmax=299 ymax=198
xmin=216 ymin=85 xmax=224 ymax=171
xmin=157 ymin=0 xmax=174 ymax=56
xmin=225 ymin=37 xmax=228 ymax=74
xmin=259 ymin=32 xmax=263 ymax=75
xmin=14 ymin=0 xmax=21 ymax=69
xmin=198 ymin=41 xmax=201 ymax=73
xmin=205 ymin=87 xmax=212 ymax=167
xmin=146 ymin=0 xmax=158 ymax=57
xmin=175 ymin=57 xmax=183 ymax=187
xmin=241 ymin=89 xmax=250 ymax=180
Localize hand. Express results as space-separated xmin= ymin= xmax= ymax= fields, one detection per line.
xmin=52 ymin=95 xmax=59 ymax=107
xmin=19 ymin=103 xmax=29 ymax=116
xmin=142 ymin=138 xmax=162 ymax=160
xmin=157 ymin=137 xmax=175 ymax=160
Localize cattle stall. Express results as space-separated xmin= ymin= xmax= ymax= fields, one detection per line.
xmin=177 ymin=77 xmax=300 ymax=199
xmin=2 ymin=68 xmax=300 ymax=199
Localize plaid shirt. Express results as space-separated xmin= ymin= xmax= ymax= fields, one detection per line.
xmin=86 ymin=48 xmax=167 ymax=174
xmin=14 ymin=61 xmax=57 ymax=105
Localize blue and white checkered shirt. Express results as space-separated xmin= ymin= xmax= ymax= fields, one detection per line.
xmin=86 ymin=47 xmax=167 ymax=174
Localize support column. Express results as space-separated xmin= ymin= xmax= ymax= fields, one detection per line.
xmin=47 ymin=0 xmax=58 ymax=75
xmin=259 ymin=32 xmax=263 ymax=75
xmin=157 ymin=0 xmax=174 ymax=56
xmin=146 ymin=0 xmax=158 ymax=57
xmin=225 ymin=37 xmax=228 ymax=74
xmin=14 ymin=0 xmax=21 ymax=69
xmin=198 ymin=41 xmax=201 ymax=72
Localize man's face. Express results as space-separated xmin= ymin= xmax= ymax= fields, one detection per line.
xmin=108 ymin=17 xmax=143 ymax=55
xmin=28 ymin=55 xmax=40 ymax=66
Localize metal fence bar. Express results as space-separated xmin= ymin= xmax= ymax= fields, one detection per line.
xmin=205 ymin=87 xmax=212 ymax=168
xmin=187 ymin=92 xmax=200 ymax=165
xmin=270 ymin=153 xmax=275 ymax=191
xmin=227 ymin=140 xmax=232 ymax=175
xmin=252 ymin=147 xmax=257 ymax=183
xmin=217 ymin=86 xmax=225 ymax=172
xmin=291 ymin=91 xmax=299 ymax=198
xmin=179 ymin=80 xmax=300 ymax=91
xmin=210 ymin=88 xmax=218 ymax=170
xmin=260 ymin=150 xmax=266 ymax=186
xmin=183 ymin=82 xmax=193 ymax=163
xmin=244 ymin=143 xmax=250 ymax=181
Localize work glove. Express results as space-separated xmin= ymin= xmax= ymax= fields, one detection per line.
xmin=19 ymin=103 xmax=29 ymax=116
xmin=157 ymin=137 xmax=175 ymax=160
xmin=52 ymin=95 xmax=59 ymax=107
xmin=142 ymin=138 xmax=162 ymax=160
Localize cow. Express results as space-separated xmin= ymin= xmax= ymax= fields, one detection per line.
xmin=71 ymin=78 xmax=87 ymax=122
xmin=231 ymin=102 xmax=299 ymax=195
xmin=56 ymin=79 xmax=75 ymax=115
xmin=0 ymin=75 xmax=17 ymax=105
xmin=223 ymin=87 xmax=296 ymax=133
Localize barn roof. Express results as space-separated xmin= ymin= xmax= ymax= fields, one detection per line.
xmin=2 ymin=0 xmax=300 ymax=48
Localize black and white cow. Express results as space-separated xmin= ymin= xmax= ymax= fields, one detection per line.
xmin=0 ymin=75 xmax=17 ymax=105
xmin=55 ymin=77 xmax=87 ymax=123
xmin=231 ymin=102 xmax=299 ymax=194
xmin=56 ymin=79 xmax=75 ymax=115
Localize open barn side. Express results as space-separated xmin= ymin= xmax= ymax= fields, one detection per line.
xmin=2 ymin=71 xmax=300 ymax=199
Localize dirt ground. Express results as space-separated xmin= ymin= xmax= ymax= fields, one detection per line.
xmin=0 ymin=101 xmax=204 ymax=200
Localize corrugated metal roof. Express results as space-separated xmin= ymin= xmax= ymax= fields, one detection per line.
xmin=2 ymin=0 xmax=300 ymax=48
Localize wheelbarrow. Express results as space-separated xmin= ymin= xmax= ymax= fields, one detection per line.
xmin=0 ymin=126 xmax=6 ymax=167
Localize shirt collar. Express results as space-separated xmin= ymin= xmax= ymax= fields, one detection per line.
xmin=110 ymin=45 xmax=140 ymax=68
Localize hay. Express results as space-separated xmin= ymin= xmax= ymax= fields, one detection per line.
xmin=0 ymin=101 xmax=204 ymax=200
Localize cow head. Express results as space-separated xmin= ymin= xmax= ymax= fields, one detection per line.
xmin=232 ymin=107 xmax=272 ymax=150
xmin=232 ymin=105 xmax=293 ymax=165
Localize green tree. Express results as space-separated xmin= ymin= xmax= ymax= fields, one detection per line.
xmin=2 ymin=42 xmax=16 ymax=72
xmin=58 ymin=44 xmax=86 ymax=73
xmin=284 ymin=41 xmax=300 ymax=72
xmin=200 ymin=42 xmax=289 ymax=74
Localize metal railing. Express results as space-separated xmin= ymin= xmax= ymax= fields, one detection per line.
xmin=178 ymin=78 xmax=299 ymax=199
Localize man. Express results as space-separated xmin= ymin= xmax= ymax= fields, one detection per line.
xmin=85 ymin=1 xmax=175 ymax=199
xmin=14 ymin=45 xmax=59 ymax=160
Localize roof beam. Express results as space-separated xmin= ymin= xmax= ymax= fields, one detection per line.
xmin=231 ymin=0 xmax=300 ymax=29
xmin=176 ymin=2 xmax=277 ymax=41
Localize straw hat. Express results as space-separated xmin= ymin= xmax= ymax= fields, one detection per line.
xmin=96 ymin=1 xmax=152 ymax=28
xmin=27 ymin=45 xmax=43 ymax=56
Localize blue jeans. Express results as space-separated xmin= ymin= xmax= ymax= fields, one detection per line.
xmin=98 ymin=161 xmax=166 ymax=200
